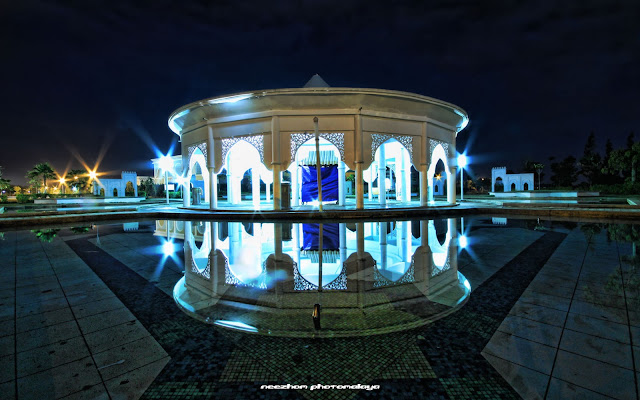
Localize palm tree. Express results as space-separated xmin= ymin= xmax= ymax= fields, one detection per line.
xmin=26 ymin=162 xmax=56 ymax=194
xmin=533 ymin=163 xmax=544 ymax=190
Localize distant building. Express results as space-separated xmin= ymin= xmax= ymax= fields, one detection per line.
xmin=92 ymin=171 xmax=138 ymax=197
xmin=491 ymin=167 xmax=534 ymax=192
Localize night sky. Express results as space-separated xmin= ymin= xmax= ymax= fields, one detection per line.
xmin=1 ymin=1 xmax=639 ymax=186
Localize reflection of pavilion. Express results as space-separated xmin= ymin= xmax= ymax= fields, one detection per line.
xmin=159 ymin=218 xmax=470 ymax=337
xmin=168 ymin=77 xmax=468 ymax=210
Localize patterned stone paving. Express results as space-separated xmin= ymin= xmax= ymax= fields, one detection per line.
xmin=4 ymin=219 xmax=638 ymax=399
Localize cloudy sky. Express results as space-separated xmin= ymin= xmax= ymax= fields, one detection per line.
xmin=1 ymin=0 xmax=639 ymax=185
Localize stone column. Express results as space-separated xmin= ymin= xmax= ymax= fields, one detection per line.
xmin=210 ymin=172 xmax=217 ymax=209
xmin=378 ymin=144 xmax=386 ymax=206
xmin=356 ymin=164 xmax=364 ymax=209
xmin=292 ymin=164 xmax=299 ymax=207
xmin=420 ymin=165 xmax=429 ymax=206
xmin=338 ymin=161 xmax=346 ymax=206
xmin=183 ymin=153 xmax=191 ymax=207
xmin=368 ymin=164 xmax=375 ymax=201
xmin=274 ymin=224 xmax=283 ymax=259
xmin=272 ymin=116 xmax=282 ymax=210
xmin=355 ymin=114 xmax=364 ymax=210
xmin=208 ymin=127 xmax=216 ymax=210
xmin=226 ymin=167 xmax=233 ymax=205
xmin=339 ymin=223 xmax=347 ymax=266
xmin=448 ymin=132 xmax=457 ymax=205
xmin=448 ymin=166 xmax=457 ymax=205
xmin=379 ymin=222 xmax=387 ymax=269
xmin=405 ymin=162 xmax=411 ymax=203
xmin=252 ymin=168 xmax=260 ymax=209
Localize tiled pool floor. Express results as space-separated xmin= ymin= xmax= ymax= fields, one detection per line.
xmin=0 ymin=220 xmax=638 ymax=399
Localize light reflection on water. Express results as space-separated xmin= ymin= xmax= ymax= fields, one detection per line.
xmin=156 ymin=218 xmax=471 ymax=337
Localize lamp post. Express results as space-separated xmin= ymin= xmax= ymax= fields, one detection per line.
xmin=59 ymin=178 xmax=65 ymax=195
xmin=89 ymin=170 xmax=97 ymax=195
xmin=457 ymin=154 xmax=467 ymax=201
xmin=159 ymin=155 xmax=174 ymax=205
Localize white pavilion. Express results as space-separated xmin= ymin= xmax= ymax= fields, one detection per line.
xmin=167 ymin=76 xmax=468 ymax=210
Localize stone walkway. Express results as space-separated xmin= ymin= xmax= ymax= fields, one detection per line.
xmin=0 ymin=230 xmax=169 ymax=399
xmin=483 ymin=228 xmax=640 ymax=399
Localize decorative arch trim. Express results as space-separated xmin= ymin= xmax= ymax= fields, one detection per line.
xmin=371 ymin=133 xmax=413 ymax=162
xmin=290 ymin=132 xmax=345 ymax=163
xmin=187 ymin=142 xmax=208 ymax=166
xmin=221 ymin=135 xmax=265 ymax=165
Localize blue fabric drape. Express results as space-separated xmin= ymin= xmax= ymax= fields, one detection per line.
xmin=302 ymin=223 xmax=340 ymax=250
xmin=300 ymin=165 xmax=338 ymax=202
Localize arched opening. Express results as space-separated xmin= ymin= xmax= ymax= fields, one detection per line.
xmin=125 ymin=181 xmax=135 ymax=196
xmin=433 ymin=159 xmax=446 ymax=196
xmin=511 ymin=183 xmax=516 ymax=191
xmin=187 ymin=221 xmax=211 ymax=273
xmin=113 ymin=188 xmax=118 ymax=197
xmin=187 ymin=147 xmax=210 ymax=205
xmin=494 ymin=177 xmax=504 ymax=192
xmin=427 ymin=144 xmax=451 ymax=203
xmin=365 ymin=139 xmax=412 ymax=204
xmin=524 ymin=182 xmax=529 ymax=191
xmin=292 ymin=138 xmax=341 ymax=206
xmin=428 ymin=219 xmax=451 ymax=270
xmin=226 ymin=141 xmax=267 ymax=207
xmin=99 ymin=188 xmax=105 ymax=197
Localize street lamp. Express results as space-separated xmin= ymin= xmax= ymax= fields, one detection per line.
xmin=59 ymin=178 xmax=65 ymax=195
xmin=89 ymin=170 xmax=97 ymax=195
xmin=159 ymin=155 xmax=174 ymax=204
xmin=457 ymin=153 xmax=467 ymax=201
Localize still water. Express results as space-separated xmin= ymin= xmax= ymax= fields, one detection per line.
xmin=1 ymin=218 xmax=638 ymax=399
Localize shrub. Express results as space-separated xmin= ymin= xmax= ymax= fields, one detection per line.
xmin=16 ymin=194 xmax=33 ymax=203
xmin=0 ymin=195 xmax=7 ymax=203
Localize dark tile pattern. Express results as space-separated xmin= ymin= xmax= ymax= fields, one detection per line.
xmin=65 ymin=228 xmax=567 ymax=399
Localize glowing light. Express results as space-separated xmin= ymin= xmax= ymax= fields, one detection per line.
xmin=207 ymin=93 xmax=253 ymax=105
xmin=162 ymin=241 xmax=174 ymax=256
xmin=176 ymin=175 xmax=188 ymax=188
xmin=89 ymin=170 xmax=97 ymax=180
xmin=459 ymin=235 xmax=468 ymax=249
xmin=159 ymin=155 xmax=174 ymax=172
xmin=214 ymin=320 xmax=259 ymax=333
xmin=457 ymin=154 xmax=468 ymax=168
xmin=463 ymin=278 xmax=471 ymax=291
xmin=59 ymin=178 xmax=66 ymax=184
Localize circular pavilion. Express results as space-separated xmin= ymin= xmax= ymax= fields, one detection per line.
xmin=168 ymin=76 xmax=469 ymax=210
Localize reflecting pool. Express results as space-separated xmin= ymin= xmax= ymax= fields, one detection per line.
xmin=0 ymin=217 xmax=638 ymax=399
xmin=166 ymin=219 xmax=470 ymax=337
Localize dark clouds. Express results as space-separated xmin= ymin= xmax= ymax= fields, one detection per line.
xmin=1 ymin=0 xmax=639 ymax=184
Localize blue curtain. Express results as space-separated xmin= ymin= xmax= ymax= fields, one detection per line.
xmin=300 ymin=165 xmax=338 ymax=202
xmin=302 ymin=223 xmax=340 ymax=250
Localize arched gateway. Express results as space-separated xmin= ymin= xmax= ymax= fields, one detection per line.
xmin=168 ymin=76 xmax=469 ymax=210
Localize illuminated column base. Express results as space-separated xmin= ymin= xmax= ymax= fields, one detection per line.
xmin=355 ymin=163 xmax=364 ymax=210
xmin=378 ymin=145 xmax=386 ymax=206
xmin=338 ymin=161 xmax=346 ymax=206
xmin=210 ymin=171 xmax=217 ymax=210
xmin=448 ymin=166 xmax=457 ymax=205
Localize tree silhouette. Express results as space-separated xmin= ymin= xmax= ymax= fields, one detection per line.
xmin=26 ymin=162 xmax=55 ymax=193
